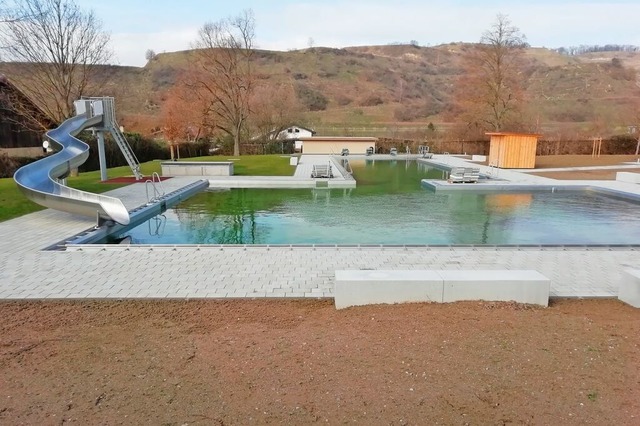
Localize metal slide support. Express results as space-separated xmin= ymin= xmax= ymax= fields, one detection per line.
xmin=97 ymin=130 xmax=108 ymax=181
xmin=81 ymin=96 xmax=143 ymax=181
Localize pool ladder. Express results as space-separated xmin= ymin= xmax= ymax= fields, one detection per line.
xmin=487 ymin=162 xmax=499 ymax=177
xmin=145 ymin=172 xmax=166 ymax=204
xmin=343 ymin=159 xmax=353 ymax=175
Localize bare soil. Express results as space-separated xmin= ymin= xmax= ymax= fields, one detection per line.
xmin=526 ymin=155 xmax=640 ymax=180
xmin=1 ymin=299 xmax=639 ymax=425
xmin=533 ymin=155 xmax=640 ymax=169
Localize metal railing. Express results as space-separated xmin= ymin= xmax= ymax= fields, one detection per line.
xmin=145 ymin=173 xmax=166 ymax=204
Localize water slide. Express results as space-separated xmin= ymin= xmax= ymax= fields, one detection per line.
xmin=14 ymin=113 xmax=131 ymax=225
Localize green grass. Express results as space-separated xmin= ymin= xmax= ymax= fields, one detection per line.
xmin=0 ymin=155 xmax=294 ymax=222
xmin=0 ymin=178 xmax=45 ymax=221
xmin=183 ymin=154 xmax=294 ymax=176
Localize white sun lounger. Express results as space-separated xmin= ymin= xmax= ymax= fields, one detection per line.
xmin=311 ymin=164 xmax=333 ymax=178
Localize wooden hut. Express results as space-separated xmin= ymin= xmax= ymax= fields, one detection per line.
xmin=0 ymin=74 xmax=55 ymax=157
xmin=486 ymin=132 xmax=541 ymax=169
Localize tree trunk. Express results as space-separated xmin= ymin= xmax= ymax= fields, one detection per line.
xmin=233 ymin=133 xmax=240 ymax=156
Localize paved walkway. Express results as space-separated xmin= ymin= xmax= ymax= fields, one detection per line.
xmin=206 ymin=155 xmax=355 ymax=188
xmin=1 ymin=157 xmax=638 ymax=301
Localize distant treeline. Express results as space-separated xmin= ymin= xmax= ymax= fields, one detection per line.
xmin=554 ymin=44 xmax=640 ymax=56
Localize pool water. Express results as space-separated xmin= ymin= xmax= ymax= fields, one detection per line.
xmin=116 ymin=160 xmax=640 ymax=245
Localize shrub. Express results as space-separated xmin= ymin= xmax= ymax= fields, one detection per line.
xmin=336 ymin=95 xmax=352 ymax=106
xmin=295 ymin=84 xmax=328 ymax=111
xmin=0 ymin=154 xmax=46 ymax=178
xmin=394 ymin=105 xmax=420 ymax=122
xmin=0 ymin=152 xmax=17 ymax=178
xmin=360 ymin=95 xmax=384 ymax=107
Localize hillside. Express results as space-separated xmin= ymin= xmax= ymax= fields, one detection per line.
xmin=2 ymin=44 xmax=640 ymax=140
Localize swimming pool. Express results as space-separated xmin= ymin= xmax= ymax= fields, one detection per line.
xmin=114 ymin=160 xmax=640 ymax=246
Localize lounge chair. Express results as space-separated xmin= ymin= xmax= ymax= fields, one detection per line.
xmin=463 ymin=167 xmax=480 ymax=183
xmin=448 ymin=167 xmax=465 ymax=183
xmin=419 ymin=145 xmax=431 ymax=158
xmin=390 ymin=148 xmax=397 ymax=156
xmin=448 ymin=167 xmax=480 ymax=183
xmin=311 ymin=164 xmax=333 ymax=178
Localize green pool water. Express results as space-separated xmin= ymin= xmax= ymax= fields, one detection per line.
xmin=117 ymin=159 xmax=640 ymax=245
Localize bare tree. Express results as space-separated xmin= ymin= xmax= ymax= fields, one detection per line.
xmin=191 ymin=9 xmax=255 ymax=156
xmin=0 ymin=1 xmax=26 ymax=25
xmin=145 ymin=49 xmax=157 ymax=62
xmin=249 ymin=82 xmax=303 ymax=145
xmin=0 ymin=0 xmax=112 ymax=128
xmin=454 ymin=14 xmax=527 ymax=132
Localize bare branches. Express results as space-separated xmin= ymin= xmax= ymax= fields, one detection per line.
xmin=455 ymin=14 xmax=527 ymax=132
xmin=190 ymin=9 xmax=255 ymax=156
xmin=0 ymin=0 xmax=112 ymax=127
xmin=249 ymin=82 xmax=303 ymax=143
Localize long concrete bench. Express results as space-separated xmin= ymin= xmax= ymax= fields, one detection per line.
xmin=616 ymin=172 xmax=640 ymax=184
xmin=619 ymin=269 xmax=640 ymax=308
xmin=334 ymin=269 xmax=550 ymax=309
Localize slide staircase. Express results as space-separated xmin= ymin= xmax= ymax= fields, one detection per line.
xmin=102 ymin=97 xmax=142 ymax=180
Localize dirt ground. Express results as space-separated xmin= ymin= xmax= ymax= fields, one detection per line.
xmin=1 ymin=299 xmax=638 ymax=425
xmin=529 ymin=155 xmax=640 ymax=180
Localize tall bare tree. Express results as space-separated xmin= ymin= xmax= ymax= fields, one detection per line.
xmin=0 ymin=0 xmax=112 ymax=128
xmin=454 ymin=14 xmax=527 ymax=132
xmin=249 ymin=82 xmax=303 ymax=144
xmin=191 ymin=9 xmax=255 ymax=156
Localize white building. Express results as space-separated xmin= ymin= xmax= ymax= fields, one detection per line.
xmin=277 ymin=125 xmax=315 ymax=140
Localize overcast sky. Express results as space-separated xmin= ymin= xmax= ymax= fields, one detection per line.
xmin=79 ymin=0 xmax=640 ymax=67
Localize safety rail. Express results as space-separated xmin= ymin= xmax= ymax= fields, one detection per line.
xmin=487 ymin=162 xmax=500 ymax=177
xmin=343 ymin=159 xmax=353 ymax=175
xmin=145 ymin=172 xmax=166 ymax=203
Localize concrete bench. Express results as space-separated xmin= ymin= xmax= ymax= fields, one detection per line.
xmin=619 ymin=269 xmax=640 ymax=308
xmin=616 ymin=172 xmax=640 ymax=184
xmin=334 ymin=269 xmax=550 ymax=309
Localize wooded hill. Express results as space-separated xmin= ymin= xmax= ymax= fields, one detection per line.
xmin=3 ymin=43 xmax=640 ymax=140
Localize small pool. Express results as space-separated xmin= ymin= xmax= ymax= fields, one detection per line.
xmin=113 ymin=160 xmax=640 ymax=246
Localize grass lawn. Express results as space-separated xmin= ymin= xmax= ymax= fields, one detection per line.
xmin=0 ymin=155 xmax=294 ymax=223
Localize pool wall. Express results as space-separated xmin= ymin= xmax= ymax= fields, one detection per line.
xmin=162 ymin=161 xmax=234 ymax=176
xmin=46 ymin=179 xmax=209 ymax=249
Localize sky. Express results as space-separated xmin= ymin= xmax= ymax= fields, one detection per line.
xmin=78 ymin=0 xmax=640 ymax=67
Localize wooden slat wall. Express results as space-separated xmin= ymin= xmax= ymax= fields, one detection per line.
xmin=488 ymin=134 xmax=538 ymax=168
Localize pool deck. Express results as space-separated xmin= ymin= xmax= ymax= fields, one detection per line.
xmin=1 ymin=155 xmax=639 ymax=301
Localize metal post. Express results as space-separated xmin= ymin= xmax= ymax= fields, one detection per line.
xmin=97 ymin=130 xmax=108 ymax=181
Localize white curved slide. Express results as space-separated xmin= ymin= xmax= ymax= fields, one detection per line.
xmin=14 ymin=114 xmax=131 ymax=225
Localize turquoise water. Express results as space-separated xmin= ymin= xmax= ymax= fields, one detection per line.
xmin=116 ymin=160 xmax=640 ymax=245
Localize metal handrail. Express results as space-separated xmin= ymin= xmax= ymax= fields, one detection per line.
xmin=144 ymin=172 xmax=167 ymax=204
xmin=152 ymin=172 xmax=166 ymax=195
